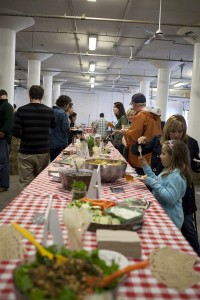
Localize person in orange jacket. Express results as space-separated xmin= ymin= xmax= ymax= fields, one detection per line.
xmin=123 ymin=93 xmax=162 ymax=175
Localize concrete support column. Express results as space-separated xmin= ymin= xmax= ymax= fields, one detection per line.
xmin=188 ymin=42 xmax=200 ymax=146
xmin=27 ymin=60 xmax=41 ymax=88
xmin=156 ymin=68 xmax=171 ymax=121
xmin=0 ymin=9 xmax=34 ymax=104
xmin=133 ymin=77 xmax=154 ymax=106
xmin=52 ymin=83 xmax=61 ymax=104
xmin=151 ymin=61 xmax=180 ymax=122
xmin=140 ymin=81 xmax=150 ymax=103
xmin=43 ymin=75 xmax=53 ymax=107
xmin=0 ymin=28 xmax=15 ymax=105
xmin=23 ymin=53 xmax=53 ymax=90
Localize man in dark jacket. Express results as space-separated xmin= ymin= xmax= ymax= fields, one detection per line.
xmin=0 ymin=89 xmax=14 ymax=192
xmin=12 ymin=85 xmax=56 ymax=188
xmin=49 ymin=95 xmax=71 ymax=161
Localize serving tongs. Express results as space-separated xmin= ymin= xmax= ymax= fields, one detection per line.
xmin=11 ymin=222 xmax=67 ymax=264
xmin=87 ymin=260 xmax=149 ymax=289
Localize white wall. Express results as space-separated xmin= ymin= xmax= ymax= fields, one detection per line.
xmin=14 ymin=87 xmax=29 ymax=108
xmin=65 ymin=90 xmax=132 ymax=125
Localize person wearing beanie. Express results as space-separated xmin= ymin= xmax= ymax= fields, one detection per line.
xmin=0 ymin=89 xmax=14 ymax=192
xmin=123 ymin=93 xmax=162 ymax=175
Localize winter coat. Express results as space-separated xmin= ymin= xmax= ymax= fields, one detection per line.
xmin=124 ymin=108 xmax=161 ymax=168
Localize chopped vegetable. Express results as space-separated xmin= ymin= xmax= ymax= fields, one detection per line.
xmin=14 ymin=248 xmax=119 ymax=300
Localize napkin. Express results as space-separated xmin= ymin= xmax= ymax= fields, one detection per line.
xmin=96 ymin=229 xmax=141 ymax=258
xmin=63 ymin=207 xmax=92 ymax=250
xmin=150 ymin=246 xmax=200 ymax=291
xmin=0 ymin=225 xmax=26 ymax=260
xmin=71 ymin=157 xmax=85 ymax=169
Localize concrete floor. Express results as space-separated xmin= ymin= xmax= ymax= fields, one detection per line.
xmin=1 ymin=175 xmax=200 ymax=244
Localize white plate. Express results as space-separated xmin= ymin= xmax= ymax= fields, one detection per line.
xmin=98 ymin=249 xmax=128 ymax=270
xmin=49 ymin=172 xmax=61 ymax=182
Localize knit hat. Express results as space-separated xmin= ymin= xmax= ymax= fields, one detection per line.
xmin=130 ymin=93 xmax=146 ymax=104
xmin=0 ymin=89 xmax=8 ymax=97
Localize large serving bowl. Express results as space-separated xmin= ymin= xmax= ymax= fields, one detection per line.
xmin=85 ymin=158 xmax=127 ymax=182
xmin=58 ymin=168 xmax=93 ymax=190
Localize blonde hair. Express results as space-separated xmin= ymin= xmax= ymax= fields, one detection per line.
xmin=127 ymin=108 xmax=136 ymax=117
xmin=161 ymin=140 xmax=192 ymax=185
xmin=161 ymin=114 xmax=187 ymax=145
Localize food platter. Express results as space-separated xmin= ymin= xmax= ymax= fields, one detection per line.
xmin=124 ymin=197 xmax=150 ymax=211
xmin=67 ymin=198 xmax=145 ymax=232
xmin=88 ymin=218 xmax=144 ymax=232
xmin=55 ymin=155 xmax=75 ymax=165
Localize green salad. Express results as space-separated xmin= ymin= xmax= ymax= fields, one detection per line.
xmin=14 ymin=247 xmax=119 ymax=300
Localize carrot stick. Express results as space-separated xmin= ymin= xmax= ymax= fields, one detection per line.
xmin=81 ymin=198 xmax=116 ymax=208
xmin=99 ymin=260 xmax=149 ymax=288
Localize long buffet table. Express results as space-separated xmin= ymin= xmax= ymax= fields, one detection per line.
xmin=0 ymin=144 xmax=200 ymax=300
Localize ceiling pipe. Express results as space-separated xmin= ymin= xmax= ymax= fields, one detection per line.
xmin=20 ymin=30 xmax=194 ymax=46
xmin=1 ymin=12 xmax=200 ymax=28
xmin=15 ymin=69 xmax=190 ymax=82
xmin=68 ymin=0 xmax=85 ymax=77
xmin=16 ymin=49 xmax=193 ymax=63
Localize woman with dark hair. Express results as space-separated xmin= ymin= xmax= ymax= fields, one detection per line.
xmin=112 ymin=102 xmax=128 ymax=155
xmin=68 ymin=112 xmax=79 ymax=144
xmin=66 ymin=102 xmax=74 ymax=121
xmin=132 ymin=114 xmax=200 ymax=256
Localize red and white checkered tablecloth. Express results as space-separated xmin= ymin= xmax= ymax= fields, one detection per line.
xmin=0 ymin=144 xmax=200 ymax=300
xmin=82 ymin=127 xmax=94 ymax=134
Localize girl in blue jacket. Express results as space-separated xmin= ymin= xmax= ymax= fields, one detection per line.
xmin=139 ymin=140 xmax=192 ymax=230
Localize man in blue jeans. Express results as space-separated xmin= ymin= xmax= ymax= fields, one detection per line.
xmin=0 ymin=89 xmax=14 ymax=192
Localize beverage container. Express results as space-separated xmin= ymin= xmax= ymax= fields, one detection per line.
xmin=125 ymin=174 xmax=134 ymax=182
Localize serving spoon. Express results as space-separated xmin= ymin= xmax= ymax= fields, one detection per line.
xmin=11 ymin=222 xmax=67 ymax=264
xmin=138 ymin=145 xmax=142 ymax=157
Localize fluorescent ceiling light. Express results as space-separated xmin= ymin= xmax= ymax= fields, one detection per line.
xmin=87 ymin=0 xmax=96 ymax=2
xmin=173 ymin=82 xmax=190 ymax=87
xmin=89 ymin=63 xmax=96 ymax=72
xmin=90 ymin=77 xmax=95 ymax=84
xmin=89 ymin=36 xmax=97 ymax=51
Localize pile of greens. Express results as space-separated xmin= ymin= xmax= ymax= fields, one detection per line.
xmin=14 ymin=247 xmax=119 ymax=300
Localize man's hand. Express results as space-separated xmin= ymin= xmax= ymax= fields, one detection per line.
xmin=138 ymin=136 xmax=147 ymax=144
xmin=0 ymin=131 xmax=5 ymax=138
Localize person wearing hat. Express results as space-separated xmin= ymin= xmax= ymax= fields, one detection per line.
xmin=123 ymin=93 xmax=162 ymax=175
xmin=0 ymin=89 xmax=14 ymax=192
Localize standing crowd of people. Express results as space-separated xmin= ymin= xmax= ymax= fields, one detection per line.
xmin=0 ymin=86 xmax=200 ymax=256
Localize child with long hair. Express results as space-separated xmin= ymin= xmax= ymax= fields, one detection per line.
xmin=132 ymin=114 xmax=200 ymax=256
xmin=139 ymin=139 xmax=192 ymax=230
